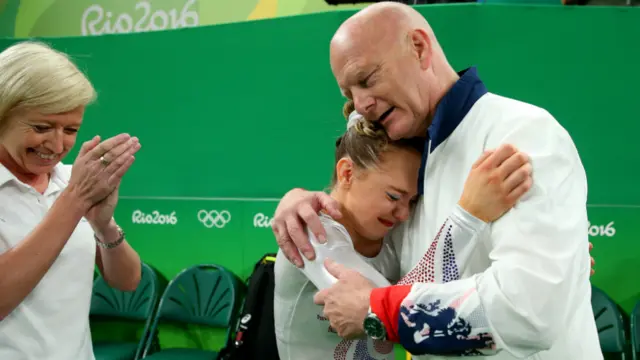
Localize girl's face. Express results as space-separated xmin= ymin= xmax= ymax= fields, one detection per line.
xmin=338 ymin=146 xmax=421 ymax=242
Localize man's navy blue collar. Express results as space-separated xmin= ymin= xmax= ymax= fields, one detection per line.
xmin=417 ymin=66 xmax=488 ymax=195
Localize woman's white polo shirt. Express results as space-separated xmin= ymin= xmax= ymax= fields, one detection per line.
xmin=0 ymin=163 xmax=96 ymax=360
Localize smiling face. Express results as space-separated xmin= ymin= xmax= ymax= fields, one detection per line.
xmin=335 ymin=145 xmax=421 ymax=242
xmin=0 ymin=41 xmax=96 ymax=180
xmin=0 ymin=107 xmax=84 ymax=176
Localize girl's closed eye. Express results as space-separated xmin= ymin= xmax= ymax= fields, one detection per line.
xmin=386 ymin=192 xmax=401 ymax=201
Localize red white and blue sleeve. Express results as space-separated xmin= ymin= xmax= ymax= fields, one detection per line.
xmin=372 ymin=204 xmax=495 ymax=356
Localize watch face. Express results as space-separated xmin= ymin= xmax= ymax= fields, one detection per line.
xmin=364 ymin=316 xmax=385 ymax=339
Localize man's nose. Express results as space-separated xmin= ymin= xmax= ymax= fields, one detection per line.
xmin=353 ymin=91 xmax=375 ymax=119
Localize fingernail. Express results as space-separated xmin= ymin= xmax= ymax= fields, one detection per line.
xmin=317 ymin=234 xmax=327 ymax=243
xmin=303 ymin=250 xmax=315 ymax=259
xmin=294 ymin=259 xmax=303 ymax=267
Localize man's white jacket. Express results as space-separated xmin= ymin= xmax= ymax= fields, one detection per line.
xmin=370 ymin=67 xmax=602 ymax=360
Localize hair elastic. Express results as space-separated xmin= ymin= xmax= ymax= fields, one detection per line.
xmin=347 ymin=110 xmax=364 ymax=130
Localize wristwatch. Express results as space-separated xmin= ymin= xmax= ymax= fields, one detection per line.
xmin=363 ymin=307 xmax=387 ymax=340
xmin=94 ymin=225 xmax=125 ymax=249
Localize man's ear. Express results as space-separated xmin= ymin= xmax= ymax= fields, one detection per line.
xmin=336 ymin=157 xmax=354 ymax=188
xmin=409 ymin=28 xmax=432 ymax=70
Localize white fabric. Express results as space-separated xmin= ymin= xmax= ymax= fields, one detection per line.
xmin=274 ymin=204 xmax=487 ymax=360
xmin=274 ymin=214 xmax=398 ymax=360
xmin=0 ymin=163 xmax=96 ymax=360
xmin=396 ymin=204 xmax=488 ymax=286
xmin=390 ymin=93 xmax=601 ymax=359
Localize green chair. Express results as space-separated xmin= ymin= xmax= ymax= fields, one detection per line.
xmin=91 ymin=262 xmax=161 ymax=360
xmin=631 ymin=301 xmax=640 ymax=360
xmin=140 ymin=264 xmax=240 ymax=359
xmin=592 ymin=285 xmax=627 ymax=359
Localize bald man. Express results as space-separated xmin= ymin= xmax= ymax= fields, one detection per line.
xmin=271 ymin=2 xmax=601 ymax=359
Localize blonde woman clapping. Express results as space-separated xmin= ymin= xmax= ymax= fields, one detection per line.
xmin=0 ymin=41 xmax=142 ymax=360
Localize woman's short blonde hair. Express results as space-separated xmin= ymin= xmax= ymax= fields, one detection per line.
xmin=0 ymin=41 xmax=97 ymax=133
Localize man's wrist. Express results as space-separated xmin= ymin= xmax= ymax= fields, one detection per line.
xmin=369 ymin=288 xmax=393 ymax=341
xmin=369 ymin=285 xmax=413 ymax=343
xmin=364 ymin=302 xmax=387 ymax=340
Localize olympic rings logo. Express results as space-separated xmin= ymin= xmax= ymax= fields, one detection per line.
xmin=197 ymin=210 xmax=231 ymax=228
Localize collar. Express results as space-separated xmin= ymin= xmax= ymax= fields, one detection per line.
xmin=417 ymin=67 xmax=488 ymax=194
xmin=0 ymin=162 xmax=67 ymax=192
xmin=0 ymin=164 xmax=12 ymax=188
xmin=46 ymin=164 xmax=69 ymax=195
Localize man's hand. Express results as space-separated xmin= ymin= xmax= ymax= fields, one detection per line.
xmin=272 ymin=189 xmax=341 ymax=267
xmin=313 ymin=259 xmax=373 ymax=339
xmin=459 ymin=144 xmax=532 ymax=223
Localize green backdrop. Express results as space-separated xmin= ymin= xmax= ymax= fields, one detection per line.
xmin=1 ymin=3 xmax=638 ymax=317
xmin=0 ymin=0 xmax=369 ymax=38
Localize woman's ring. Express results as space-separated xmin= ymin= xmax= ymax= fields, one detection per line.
xmin=99 ymin=156 xmax=109 ymax=166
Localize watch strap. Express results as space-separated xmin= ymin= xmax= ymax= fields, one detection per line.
xmin=95 ymin=225 xmax=125 ymax=249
